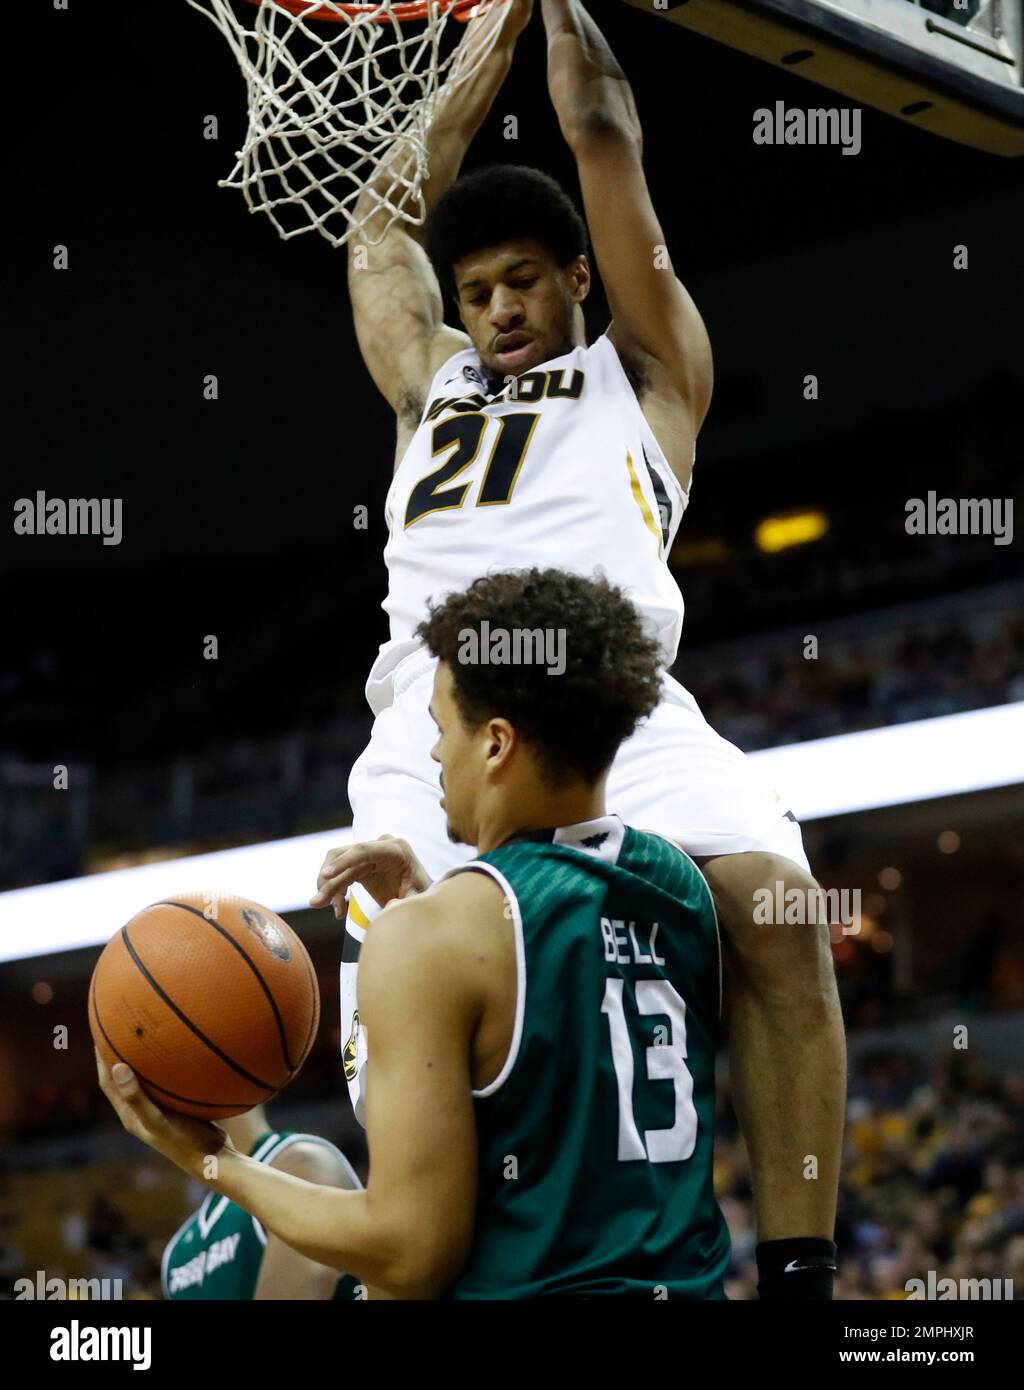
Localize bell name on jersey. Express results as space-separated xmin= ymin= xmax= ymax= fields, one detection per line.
xmin=600 ymin=916 xmax=667 ymax=966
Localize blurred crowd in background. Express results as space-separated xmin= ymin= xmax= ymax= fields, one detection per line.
xmin=721 ymin=1051 xmax=1024 ymax=1299
xmin=698 ymin=607 xmax=1024 ymax=753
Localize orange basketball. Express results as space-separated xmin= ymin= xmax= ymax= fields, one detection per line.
xmin=89 ymin=892 xmax=320 ymax=1120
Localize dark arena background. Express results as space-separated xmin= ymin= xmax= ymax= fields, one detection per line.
xmin=2 ymin=0 xmax=1023 ymax=1365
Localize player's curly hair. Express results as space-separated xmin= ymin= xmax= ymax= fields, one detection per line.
xmin=424 ymin=165 xmax=589 ymax=300
xmin=416 ymin=568 xmax=663 ymax=785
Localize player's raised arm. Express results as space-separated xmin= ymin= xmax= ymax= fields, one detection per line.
xmin=348 ymin=0 xmax=534 ymax=420
xmin=540 ymin=0 xmax=712 ymax=439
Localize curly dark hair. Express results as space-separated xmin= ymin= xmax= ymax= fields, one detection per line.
xmin=424 ymin=165 xmax=589 ymax=300
xmin=415 ymin=568 xmax=663 ymax=785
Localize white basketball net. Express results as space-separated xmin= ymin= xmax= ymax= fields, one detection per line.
xmin=185 ymin=0 xmax=511 ymax=247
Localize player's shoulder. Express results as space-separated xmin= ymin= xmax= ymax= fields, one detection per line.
xmin=361 ymin=872 xmax=507 ymax=976
xmin=377 ymin=871 xmax=506 ymax=936
xmin=627 ymin=824 xmax=699 ymax=872
xmin=429 ymin=867 xmax=510 ymax=939
xmin=626 ymin=826 xmax=716 ymax=906
xmin=265 ymin=1135 xmax=361 ymax=1189
xmin=358 ymin=876 xmax=505 ymax=1035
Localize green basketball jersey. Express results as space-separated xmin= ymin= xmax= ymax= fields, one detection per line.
xmin=162 ymin=1131 xmax=363 ymax=1300
xmin=445 ymin=815 xmax=730 ymax=1300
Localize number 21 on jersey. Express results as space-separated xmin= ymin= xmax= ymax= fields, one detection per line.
xmin=405 ymin=412 xmax=540 ymax=529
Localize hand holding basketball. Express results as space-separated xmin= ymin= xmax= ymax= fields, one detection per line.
xmin=96 ymin=1049 xmax=233 ymax=1181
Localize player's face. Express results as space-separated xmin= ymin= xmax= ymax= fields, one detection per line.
xmin=428 ymin=663 xmax=481 ymax=846
xmin=453 ymin=238 xmax=588 ymax=378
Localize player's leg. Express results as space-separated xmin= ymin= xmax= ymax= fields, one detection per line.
xmin=606 ymin=674 xmax=845 ymax=1244
xmin=341 ymin=657 xmax=474 ymax=1123
xmin=606 ymin=672 xmax=810 ymax=869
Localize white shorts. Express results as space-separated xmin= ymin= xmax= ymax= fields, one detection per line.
xmin=339 ymin=646 xmax=809 ymax=1121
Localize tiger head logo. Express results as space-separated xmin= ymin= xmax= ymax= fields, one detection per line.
xmin=343 ymin=1010 xmax=361 ymax=1083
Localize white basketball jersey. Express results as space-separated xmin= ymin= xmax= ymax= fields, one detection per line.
xmin=367 ymin=331 xmax=690 ymax=715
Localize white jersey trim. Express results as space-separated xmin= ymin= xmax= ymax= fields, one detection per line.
xmin=429 ymin=347 xmax=481 ymax=402
xmin=196 ymin=1191 xmax=231 ymax=1241
xmin=443 ymin=860 xmax=527 ymax=1100
xmin=344 ymin=917 xmax=367 ymax=946
xmin=551 ymin=813 xmax=626 ymax=865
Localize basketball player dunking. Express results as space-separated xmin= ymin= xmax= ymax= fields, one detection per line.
xmin=316 ymin=0 xmax=845 ymax=1268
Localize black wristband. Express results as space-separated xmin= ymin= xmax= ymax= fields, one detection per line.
xmin=756 ymin=1238 xmax=838 ymax=1300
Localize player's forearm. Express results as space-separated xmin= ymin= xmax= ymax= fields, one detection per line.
xmin=210 ymin=1151 xmax=412 ymax=1294
xmin=416 ymin=3 xmax=536 ymax=230
xmin=541 ymin=0 xmax=641 ymax=148
xmin=427 ymin=4 xmax=524 ymax=167
xmin=353 ymin=2 xmax=524 ymax=243
xmin=726 ymin=935 xmax=846 ymax=1241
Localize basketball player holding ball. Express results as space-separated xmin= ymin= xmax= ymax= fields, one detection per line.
xmin=99 ymin=569 xmax=839 ymax=1298
xmin=315 ymin=0 xmax=844 ymax=1273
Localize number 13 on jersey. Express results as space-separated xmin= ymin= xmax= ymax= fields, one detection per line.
xmin=601 ymin=976 xmax=698 ymax=1164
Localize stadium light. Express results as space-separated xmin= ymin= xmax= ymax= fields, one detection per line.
xmin=754 ymin=509 xmax=829 ymax=553
xmin=750 ymin=701 xmax=1024 ymax=820
xmin=0 ymin=702 xmax=1022 ymax=965
xmin=0 ymin=829 xmax=349 ymax=967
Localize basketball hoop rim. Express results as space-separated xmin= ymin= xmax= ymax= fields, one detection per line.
xmin=243 ymin=0 xmax=489 ymax=23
